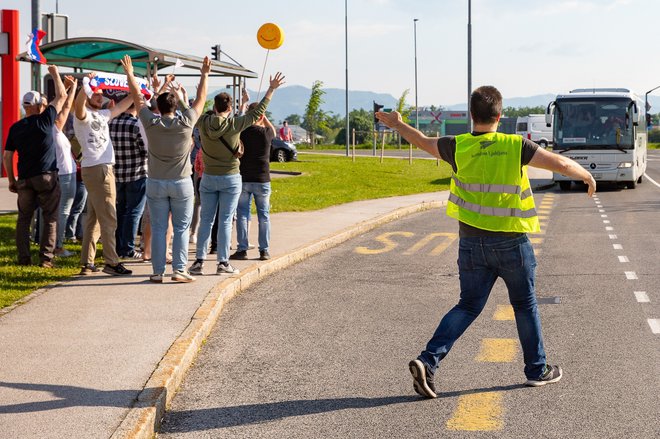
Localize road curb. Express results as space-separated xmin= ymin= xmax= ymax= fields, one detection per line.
xmin=110 ymin=199 xmax=446 ymax=439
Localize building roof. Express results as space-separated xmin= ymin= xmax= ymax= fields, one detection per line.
xmin=17 ymin=37 xmax=257 ymax=79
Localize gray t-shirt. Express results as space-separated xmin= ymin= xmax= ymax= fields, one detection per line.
xmin=139 ymin=107 xmax=198 ymax=180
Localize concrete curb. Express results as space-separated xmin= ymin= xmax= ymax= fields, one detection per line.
xmin=110 ymin=199 xmax=446 ymax=439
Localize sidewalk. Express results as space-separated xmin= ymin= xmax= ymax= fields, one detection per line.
xmin=0 ymin=169 xmax=553 ymax=439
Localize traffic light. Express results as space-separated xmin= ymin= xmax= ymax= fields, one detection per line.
xmin=646 ymin=113 xmax=652 ymax=127
xmin=211 ymin=45 xmax=219 ymax=61
xmin=373 ymin=101 xmax=384 ymax=124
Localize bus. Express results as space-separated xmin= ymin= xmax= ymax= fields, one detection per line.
xmin=546 ymin=88 xmax=647 ymax=190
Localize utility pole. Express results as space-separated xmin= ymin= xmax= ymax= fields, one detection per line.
xmin=414 ymin=18 xmax=419 ymax=131
xmin=345 ymin=0 xmax=349 ymax=156
xmin=467 ymin=0 xmax=472 ymax=133
xmin=32 ymin=0 xmax=41 ymax=92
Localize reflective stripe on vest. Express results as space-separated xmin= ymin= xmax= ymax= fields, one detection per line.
xmin=448 ymin=193 xmax=538 ymax=218
xmin=451 ymin=175 xmax=534 ymax=200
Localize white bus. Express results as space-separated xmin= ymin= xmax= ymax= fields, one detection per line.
xmin=546 ymin=88 xmax=647 ymax=190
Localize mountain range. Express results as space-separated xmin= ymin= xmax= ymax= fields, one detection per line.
xmin=208 ymin=86 xmax=660 ymax=124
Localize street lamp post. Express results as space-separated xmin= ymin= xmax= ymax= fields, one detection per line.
xmin=467 ymin=0 xmax=472 ymax=133
xmin=345 ymin=0 xmax=349 ymax=156
xmin=414 ymin=18 xmax=419 ymax=131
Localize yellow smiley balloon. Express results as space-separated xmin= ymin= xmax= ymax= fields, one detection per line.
xmin=257 ymin=23 xmax=284 ymax=50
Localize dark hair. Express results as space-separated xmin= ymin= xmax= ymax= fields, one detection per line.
xmin=247 ymin=102 xmax=258 ymax=112
xmin=156 ymin=92 xmax=178 ymax=115
xmin=214 ymin=92 xmax=232 ymax=113
xmin=470 ymin=86 xmax=502 ymax=124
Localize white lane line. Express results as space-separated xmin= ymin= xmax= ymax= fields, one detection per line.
xmin=618 ymin=256 xmax=629 ymax=263
xmin=609 ymin=234 xmax=618 ymax=239
xmin=625 ymin=271 xmax=638 ymax=280
xmin=613 ymin=244 xmax=623 ymax=250
xmin=634 ymin=291 xmax=650 ymax=303
xmin=603 ymin=220 xmax=611 ymax=224
xmin=598 ymin=209 xmax=605 ymax=213
xmin=649 ymin=319 xmax=660 ymax=334
xmin=606 ymin=226 xmax=614 ymax=231
xmin=597 ymin=204 xmax=603 ymax=208
xmin=601 ymin=214 xmax=608 ymax=218
xmin=643 ymin=173 xmax=660 ymax=189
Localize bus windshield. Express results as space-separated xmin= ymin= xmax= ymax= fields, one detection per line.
xmin=554 ymin=98 xmax=634 ymax=149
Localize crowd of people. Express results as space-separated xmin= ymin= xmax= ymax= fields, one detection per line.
xmin=3 ymin=59 xmax=286 ymax=283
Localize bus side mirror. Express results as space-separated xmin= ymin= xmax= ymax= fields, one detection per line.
xmin=629 ymin=102 xmax=639 ymax=127
xmin=545 ymin=102 xmax=555 ymax=127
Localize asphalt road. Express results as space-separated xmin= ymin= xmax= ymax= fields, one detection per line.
xmin=159 ymin=151 xmax=660 ymax=438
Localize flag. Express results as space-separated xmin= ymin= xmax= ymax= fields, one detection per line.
xmin=174 ymin=58 xmax=184 ymax=68
xmin=26 ymin=28 xmax=47 ymax=64
xmin=89 ymin=72 xmax=152 ymax=100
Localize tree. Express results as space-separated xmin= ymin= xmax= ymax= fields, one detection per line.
xmin=397 ymin=89 xmax=411 ymax=124
xmin=502 ymin=106 xmax=545 ymax=118
xmin=285 ymin=114 xmax=302 ymax=125
xmin=334 ymin=109 xmax=373 ymax=145
xmin=303 ymin=80 xmax=325 ymax=146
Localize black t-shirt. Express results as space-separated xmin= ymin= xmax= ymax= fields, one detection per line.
xmin=239 ymin=125 xmax=275 ymax=183
xmin=436 ymin=132 xmax=539 ymax=237
xmin=4 ymin=106 xmax=58 ymax=179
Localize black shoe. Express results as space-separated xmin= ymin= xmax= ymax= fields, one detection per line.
xmin=259 ymin=250 xmax=271 ymax=261
xmin=79 ymin=264 xmax=100 ymax=275
xmin=103 ymin=263 xmax=133 ymax=276
xmin=229 ymin=250 xmax=248 ymax=260
xmin=525 ymin=364 xmax=563 ymax=387
xmin=409 ymin=359 xmax=437 ymax=398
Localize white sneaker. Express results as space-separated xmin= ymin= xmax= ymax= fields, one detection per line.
xmin=189 ymin=234 xmax=197 ymax=244
xmin=216 ymin=262 xmax=239 ymax=275
xmin=172 ymin=270 xmax=196 ymax=283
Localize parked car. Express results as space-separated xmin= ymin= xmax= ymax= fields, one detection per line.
xmin=270 ymin=138 xmax=298 ymax=162
xmin=516 ymin=114 xmax=553 ymax=147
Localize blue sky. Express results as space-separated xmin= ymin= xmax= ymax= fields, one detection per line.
xmin=2 ymin=0 xmax=660 ymax=107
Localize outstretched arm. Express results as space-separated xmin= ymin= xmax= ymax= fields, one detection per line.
xmin=120 ymin=55 xmax=146 ymax=113
xmin=48 ymin=65 xmax=68 ymax=114
xmin=55 ymin=76 xmax=77 ymax=130
xmin=262 ymin=72 xmax=285 ymax=102
xmin=375 ymin=110 xmax=441 ymax=159
xmin=74 ymin=72 xmax=95 ymax=120
xmin=191 ymin=57 xmax=211 ymax=116
xmin=528 ymin=147 xmax=596 ymax=196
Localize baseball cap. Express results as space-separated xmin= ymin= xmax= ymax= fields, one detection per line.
xmin=22 ymin=91 xmax=42 ymax=106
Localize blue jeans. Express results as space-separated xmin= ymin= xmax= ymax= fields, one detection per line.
xmin=56 ymin=173 xmax=76 ymax=248
xmin=116 ymin=177 xmax=147 ymax=257
xmin=66 ymin=179 xmax=87 ymax=240
xmin=419 ymin=235 xmax=546 ymax=380
xmin=146 ymin=178 xmax=194 ymax=274
xmin=196 ymin=173 xmax=241 ymax=263
xmin=236 ymin=182 xmax=271 ymax=252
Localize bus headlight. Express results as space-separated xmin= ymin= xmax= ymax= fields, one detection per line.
xmin=618 ymin=162 xmax=633 ymax=168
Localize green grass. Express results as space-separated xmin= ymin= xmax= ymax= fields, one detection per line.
xmin=648 ymin=143 xmax=660 ymax=149
xmin=269 ymin=152 xmax=452 ymax=212
xmin=0 ymin=215 xmax=103 ymax=309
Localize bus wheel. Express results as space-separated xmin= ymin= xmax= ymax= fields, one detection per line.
xmin=626 ymin=180 xmax=636 ymax=189
xmin=559 ymin=181 xmax=571 ymax=191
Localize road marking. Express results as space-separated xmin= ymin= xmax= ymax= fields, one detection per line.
xmin=606 ymin=226 xmax=614 ymax=231
xmin=475 ymin=338 xmax=518 ymax=362
xmin=354 ymin=231 xmax=414 ymax=255
xmin=643 ymin=173 xmax=660 ymax=189
xmin=648 ymin=319 xmax=660 ymax=334
xmin=618 ymin=256 xmax=629 ymax=263
xmin=598 ymin=209 xmax=605 ymax=213
xmin=609 ymin=234 xmax=617 ymax=239
xmin=603 ymin=220 xmax=611 ymax=224
xmin=530 ymin=237 xmax=544 ymax=244
xmin=446 ymin=392 xmax=503 ymax=431
xmin=634 ymin=291 xmax=650 ymax=303
xmin=613 ymin=244 xmax=623 ymax=250
xmin=625 ymin=271 xmax=638 ymax=280
xmin=537 ymin=215 xmax=549 ymax=220
xmin=601 ymin=214 xmax=608 ymax=218
xmin=493 ymin=305 xmax=515 ymax=321
xmin=404 ymin=232 xmax=458 ymax=255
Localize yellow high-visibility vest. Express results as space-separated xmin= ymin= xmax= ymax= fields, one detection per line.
xmin=446 ymin=132 xmax=540 ymax=233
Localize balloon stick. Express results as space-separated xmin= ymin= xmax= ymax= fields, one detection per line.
xmin=256 ymin=49 xmax=270 ymax=101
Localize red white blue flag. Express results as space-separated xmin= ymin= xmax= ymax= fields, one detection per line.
xmin=89 ymin=72 xmax=153 ymax=100
xmin=26 ymin=28 xmax=47 ymax=64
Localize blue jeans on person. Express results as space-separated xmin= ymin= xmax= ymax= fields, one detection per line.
xmin=146 ymin=177 xmax=194 ymax=275
xmin=236 ymin=182 xmax=271 ymax=252
xmin=66 ymin=179 xmax=87 ymax=240
xmin=56 ymin=172 xmax=77 ymax=249
xmin=116 ymin=177 xmax=147 ymax=257
xmin=196 ymin=173 xmax=241 ymax=263
xmin=418 ymin=235 xmax=547 ymax=380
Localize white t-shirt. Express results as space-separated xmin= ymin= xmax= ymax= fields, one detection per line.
xmin=53 ymin=126 xmax=75 ymax=175
xmin=73 ymin=108 xmax=115 ymax=167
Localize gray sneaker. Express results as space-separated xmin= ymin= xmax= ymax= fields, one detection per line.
xmin=525 ymin=365 xmax=563 ymax=387
xmin=172 ymin=270 xmax=196 ymax=283
xmin=189 ymin=259 xmax=204 ymax=275
xmin=79 ymin=264 xmax=100 ymax=275
xmin=216 ymin=262 xmax=239 ymax=275
xmin=409 ymin=359 xmax=437 ymax=398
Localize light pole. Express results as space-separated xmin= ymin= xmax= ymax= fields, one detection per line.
xmin=345 ymin=0 xmax=350 ymax=156
xmin=32 ymin=0 xmax=41 ymax=92
xmin=645 ymin=85 xmax=660 ymax=129
xmin=467 ymin=0 xmax=472 ymax=132
xmin=414 ymin=18 xmax=419 ymax=131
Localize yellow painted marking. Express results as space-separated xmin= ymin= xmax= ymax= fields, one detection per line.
xmin=493 ymin=305 xmax=515 ymax=321
xmin=354 ymin=231 xmax=414 ymax=255
xmin=529 ymin=237 xmax=544 ymax=244
xmin=403 ymin=232 xmax=458 ymax=255
xmin=475 ymin=338 xmax=518 ymax=362
xmin=446 ymin=392 xmax=504 ymax=431
xmin=534 ymin=248 xmax=541 ymax=256
xmin=537 ymin=208 xmax=551 ymax=214
xmin=537 ymin=215 xmax=549 ymax=220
